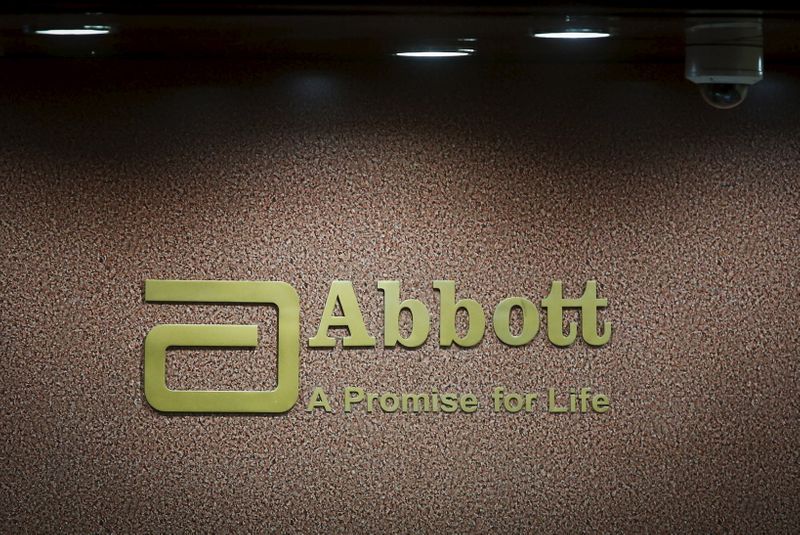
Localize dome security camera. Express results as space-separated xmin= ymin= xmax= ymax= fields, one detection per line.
xmin=697 ymin=83 xmax=750 ymax=110
xmin=685 ymin=20 xmax=763 ymax=110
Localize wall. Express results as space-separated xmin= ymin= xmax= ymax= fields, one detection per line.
xmin=1 ymin=58 xmax=799 ymax=532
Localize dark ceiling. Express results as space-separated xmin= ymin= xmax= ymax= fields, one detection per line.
xmin=1 ymin=3 xmax=799 ymax=62
xmin=3 ymin=1 xmax=800 ymax=14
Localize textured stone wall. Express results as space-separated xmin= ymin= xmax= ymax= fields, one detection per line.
xmin=1 ymin=59 xmax=799 ymax=532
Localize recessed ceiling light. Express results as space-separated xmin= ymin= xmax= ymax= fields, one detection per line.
xmin=534 ymin=31 xmax=610 ymax=39
xmin=35 ymin=26 xmax=110 ymax=36
xmin=394 ymin=50 xmax=473 ymax=58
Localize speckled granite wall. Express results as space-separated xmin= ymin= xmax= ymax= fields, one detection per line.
xmin=1 ymin=59 xmax=799 ymax=533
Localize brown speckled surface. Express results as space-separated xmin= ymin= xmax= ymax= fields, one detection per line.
xmin=1 ymin=59 xmax=799 ymax=532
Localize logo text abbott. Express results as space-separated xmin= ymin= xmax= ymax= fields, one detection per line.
xmin=143 ymin=278 xmax=610 ymax=413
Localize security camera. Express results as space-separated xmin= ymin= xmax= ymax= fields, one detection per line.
xmin=697 ymin=83 xmax=750 ymax=110
xmin=685 ymin=19 xmax=763 ymax=109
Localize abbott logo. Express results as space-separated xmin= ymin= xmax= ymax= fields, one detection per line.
xmin=144 ymin=278 xmax=611 ymax=414
xmin=144 ymin=280 xmax=300 ymax=413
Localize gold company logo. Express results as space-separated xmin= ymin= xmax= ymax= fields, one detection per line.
xmin=144 ymin=279 xmax=611 ymax=414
